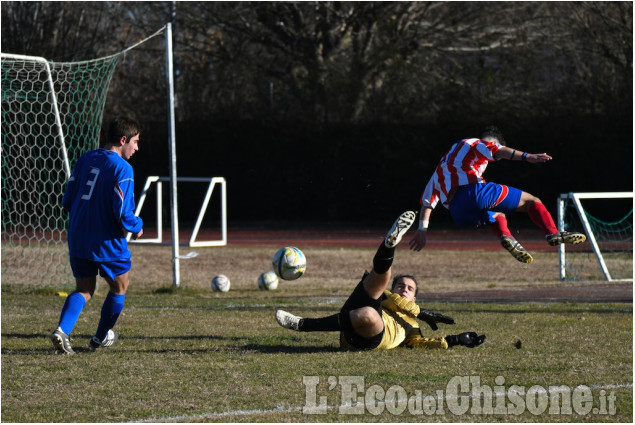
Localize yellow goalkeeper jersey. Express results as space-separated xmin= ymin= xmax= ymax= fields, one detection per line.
xmin=339 ymin=290 xmax=449 ymax=351
xmin=376 ymin=308 xmax=448 ymax=350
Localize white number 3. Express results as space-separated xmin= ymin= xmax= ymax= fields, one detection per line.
xmin=81 ymin=167 xmax=100 ymax=200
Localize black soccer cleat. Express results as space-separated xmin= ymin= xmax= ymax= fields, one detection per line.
xmin=51 ymin=328 xmax=75 ymax=355
xmin=500 ymin=235 xmax=534 ymax=263
xmin=546 ymin=231 xmax=587 ymax=246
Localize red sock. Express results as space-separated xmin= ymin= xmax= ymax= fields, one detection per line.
xmin=527 ymin=202 xmax=558 ymax=235
xmin=490 ymin=214 xmax=513 ymax=238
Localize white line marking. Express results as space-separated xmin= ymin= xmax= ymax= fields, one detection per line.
xmin=131 ymin=382 xmax=632 ymax=422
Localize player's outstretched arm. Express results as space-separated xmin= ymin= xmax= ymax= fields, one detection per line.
xmin=409 ymin=206 xmax=432 ymax=251
xmin=525 ymin=152 xmax=552 ymax=163
xmin=495 ymin=146 xmax=552 ymax=163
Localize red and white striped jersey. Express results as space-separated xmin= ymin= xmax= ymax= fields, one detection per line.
xmin=420 ymin=138 xmax=501 ymax=209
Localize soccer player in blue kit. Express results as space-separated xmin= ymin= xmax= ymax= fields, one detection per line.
xmin=51 ymin=116 xmax=144 ymax=354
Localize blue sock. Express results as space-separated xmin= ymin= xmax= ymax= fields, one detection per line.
xmin=95 ymin=292 xmax=125 ymax=341
xmin=58 ymin=292 xmax=87 ymax=335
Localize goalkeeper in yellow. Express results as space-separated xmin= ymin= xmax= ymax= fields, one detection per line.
xmin=275 ymin=211 xmax=486 ymax=351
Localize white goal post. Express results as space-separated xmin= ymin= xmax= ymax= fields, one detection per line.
xmin=1 ymin=53 xmax=70 ymax=177
xmin=3 ymin=24 xmax=205 ymax=289
xmin=2 ymin=52 xmax=119 ymax=286
xmin=557 ymin=192 xmax=633 ymax=281
xmin=128 ymin=176 xmax=227 ymax=247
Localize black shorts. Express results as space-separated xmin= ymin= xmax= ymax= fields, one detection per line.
xmin=339 ymin=272 xmax=385 ymax=350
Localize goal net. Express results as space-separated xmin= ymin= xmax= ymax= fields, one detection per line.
xmin=1 ymin=53 xmax=121 ymax=287
xmin=558 ymin=192 xmax=633 ymax=281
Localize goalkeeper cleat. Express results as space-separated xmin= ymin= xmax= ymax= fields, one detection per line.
xmin=546 ymin=231 xmax=586 ymax=246
xmin=385 ymin=211 xmax=416 ymax=248
xmin=51 ymin=328 xmax=75 ymax=355
xmin=275 ymin=310 xmax=302 ymax=331
xmin=500 ymin=235 xmax=534 ymax=263
xmin=88 ymin=329 xmax=119 ymax=352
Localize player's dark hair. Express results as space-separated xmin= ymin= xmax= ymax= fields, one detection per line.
xmin=105 ymin=116 xmax=141 ymax=146
xmin=391 ymin=274 xmax=419 ymax=296
xmin=480 ymin=125 xmax=505 ymax=146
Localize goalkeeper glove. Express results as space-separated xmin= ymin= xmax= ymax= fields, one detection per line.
xmin=417 ymin=309 xmax=455 ymax=330
xmin=445 ymin=332 xmax=486 ymax=348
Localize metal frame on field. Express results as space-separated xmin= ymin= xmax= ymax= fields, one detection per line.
xmin=557 ymin=192 xmax=633 ymax=281
xmin=128 ymin=176 xmax=227 ymax=247
xmin=1 ymin=53 xmax=70 ymax=178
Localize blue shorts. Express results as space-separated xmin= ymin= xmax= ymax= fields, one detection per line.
xmin=69 ymin=257 xmax=131 ymax=281
xmin=449 ymin=182 xmax=522 ymax=227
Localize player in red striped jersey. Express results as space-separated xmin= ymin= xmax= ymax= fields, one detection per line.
xmin=409 ymin=125 xmax=586 ymax=263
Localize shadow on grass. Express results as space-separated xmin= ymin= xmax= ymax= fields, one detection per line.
xmin=2 ymin=333 xmax=228 ymax=341
xmin=241 ymin=343 xmax=341 ymax=354
xmin=2 ymin=347 xmax=234 ymax=355
xmin=2 ymin=333 xmax=341 ymax=355
xmin=1 ymin=333 xmax=232 ymax=355
xmin=2 ymin=332 xmax=53 ymax=339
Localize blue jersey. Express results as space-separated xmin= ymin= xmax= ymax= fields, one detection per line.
xmin=62 ymin=149 xmax=143 ymax=261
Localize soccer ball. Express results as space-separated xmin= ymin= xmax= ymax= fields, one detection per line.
xmin=272 ymin=246 xmax=306 ymax=280
xmin=211 ymin=274 xmax=231 ymax=292
xmin=258 ymin=271 xmax=279 ymax=290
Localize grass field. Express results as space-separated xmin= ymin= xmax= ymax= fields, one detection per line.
xmin=1 ymin=244 xmax=633 ymax=422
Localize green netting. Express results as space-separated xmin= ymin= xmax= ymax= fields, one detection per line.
xmin=562 ymin=197 xmax=633 ymax=281
xmin=1 ymin=54 xmax=121 ymax=288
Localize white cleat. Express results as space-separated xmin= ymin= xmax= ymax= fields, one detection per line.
xmin=88 ymin=329 xmax=119 ymax=352
xmin=275 ymin=310 xmax=302 ymax=331
xmin=385 ymin=211 xmax=417 ymax=248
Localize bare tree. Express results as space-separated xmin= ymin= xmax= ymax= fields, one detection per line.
xmin=3 ymin=1 xmax=631 ymax=124
xmin=2 ymin=2 xmax=125 ymax=60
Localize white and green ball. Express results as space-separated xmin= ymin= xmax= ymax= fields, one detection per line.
xmin=272 ymin=246 xmax=306 ymax=280
xmin=211 ymin=274 xmax=231 ymax=292
xmin=257 ymin=271 xmax=279 ymax=290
